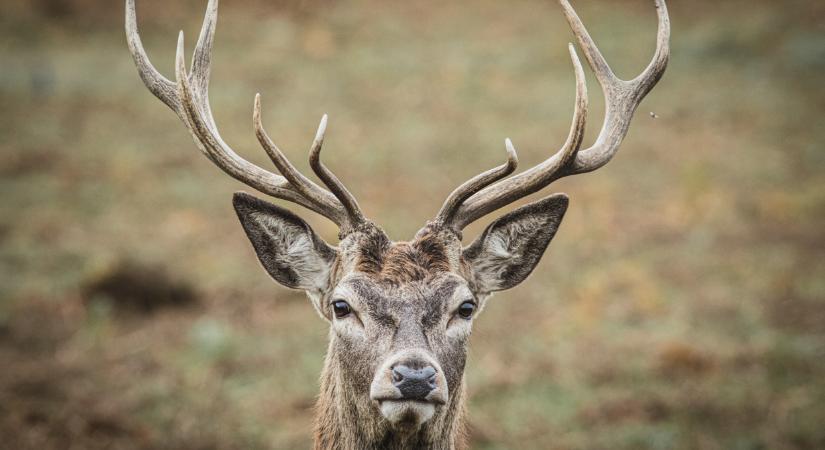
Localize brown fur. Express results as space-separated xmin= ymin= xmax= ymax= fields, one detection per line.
xmin=311 ymin=230 xmax=471 ymax=449
xmin=356 ymin=232 xmax=452 ymax=285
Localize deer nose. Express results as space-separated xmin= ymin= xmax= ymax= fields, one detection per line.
xmin=391 ymin=365 xmax=437 ymax=400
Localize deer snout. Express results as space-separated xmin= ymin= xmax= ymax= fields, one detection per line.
xmin=370 ymin=353 xmax=448 ymax=406
xmin=370 ymin=354 xmax=449 ymax=429
xmin=392 ymin=365 xmax=437 ymax=401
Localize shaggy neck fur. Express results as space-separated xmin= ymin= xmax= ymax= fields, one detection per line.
xmin=313 ymin=339 xmax=467 ymax=450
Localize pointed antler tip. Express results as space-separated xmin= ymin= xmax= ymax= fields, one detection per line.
xmin=504 ymin=139 xmax=518 ymax=166
xmin=568 ymin=45 xmax=584 ymax=73
xmin=175 ymin=31 xmax=185 ymax=56
xmin=174 ymin=32 xmax=187 ymax=75
xmin=314 ymin=115 xmax=328 ymax=144
xmin=253 ymin=93 xmax=262 ymax=118
xmin=567 ymin=43 xmax=580 ymax=62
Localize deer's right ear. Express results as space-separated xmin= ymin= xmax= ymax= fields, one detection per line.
xmin=233 ymin=192 xmax=337 ymax=294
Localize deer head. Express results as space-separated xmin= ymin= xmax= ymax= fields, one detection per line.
xmin=126 ymin=0 xmax=669 ymax=447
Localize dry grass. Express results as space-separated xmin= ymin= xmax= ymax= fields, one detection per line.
xmin=1 ymin=0 xmax=824 ymax=448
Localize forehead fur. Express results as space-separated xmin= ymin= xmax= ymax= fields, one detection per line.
xmin=355 ymin=231 xmax=453 ymax=284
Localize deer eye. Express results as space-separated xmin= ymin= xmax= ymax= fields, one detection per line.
xmin=332 ymin=300 xmax=352 ymax=319
xmin=457 ymin=301 xmax=476 ymax=319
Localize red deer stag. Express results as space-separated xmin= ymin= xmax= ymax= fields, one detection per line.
xmin=126 ymin=0 xmax=669 ymax=448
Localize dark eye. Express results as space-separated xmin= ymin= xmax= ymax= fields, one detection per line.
xmin=457 ymin=301 xmax=476 ymax=319
xmin=332 ymin=300 xmax=352 ymax=319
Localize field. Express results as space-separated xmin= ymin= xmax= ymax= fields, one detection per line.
xmin=1 ymin=0 xmax=824 ymax=448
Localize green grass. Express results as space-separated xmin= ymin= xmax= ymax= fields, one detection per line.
xmin=1 ymin=0 xmax=824 ymax=448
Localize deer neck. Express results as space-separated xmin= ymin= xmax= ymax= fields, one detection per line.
xmin=313 ymin=343 xmax=467 ymax=450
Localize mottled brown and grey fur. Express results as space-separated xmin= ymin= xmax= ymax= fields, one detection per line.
xmin=126 ymin=0 xmax=669 ymax=447
xmin=234 ymin=193 xmax=569 ymax=450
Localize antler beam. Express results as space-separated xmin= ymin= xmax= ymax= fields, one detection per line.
xmin=127 ymin=0 xmax=669 ymax=236
xmin=126 ymin=0 xmax=366 ymax=231
xmin=446 ymin=0 xmax=670 ymax=230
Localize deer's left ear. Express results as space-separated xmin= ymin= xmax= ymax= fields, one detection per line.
xmin=463 ymin=194 xmax=568 ymax=293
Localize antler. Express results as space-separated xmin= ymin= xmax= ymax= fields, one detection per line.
xmin=125 ymin=0 xmax=366 ymax=232
xmin=434 ymin=139 xmax=519 ymax=227
xmin=441 ymin=0 xmax=670 ymax=230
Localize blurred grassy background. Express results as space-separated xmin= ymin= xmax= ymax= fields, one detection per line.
xmin=1 ymin=0 xmax=824 ymax=448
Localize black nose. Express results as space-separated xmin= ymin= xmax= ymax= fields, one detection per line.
xmin=391 ymin=364 xmax=437 ymax=400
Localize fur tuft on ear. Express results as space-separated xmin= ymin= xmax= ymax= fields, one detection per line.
xmin=232 ymin=192 xmax=337 ymax=293
xmin=463 ymin=194 xmax=569 ymax=293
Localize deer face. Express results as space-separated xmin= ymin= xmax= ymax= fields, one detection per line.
xmin=232 ymin=192 xmax=569 ymax=430
xmin=329 ymin=272 xmax=471 ymax=430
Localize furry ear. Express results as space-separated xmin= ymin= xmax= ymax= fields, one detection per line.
xmin=233 ymin=192 xmax=337 ymax=294
xmin=463 ymin=194 xmax=568 ymax=293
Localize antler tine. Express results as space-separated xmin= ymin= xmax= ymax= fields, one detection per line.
xmin=451 ymin=42 xmax=589 ymax=230
xmin=253 ymin=94 xmax=344 ymax=218
xmin=308 ymin=116 xmax=367 ymax=228
xmin=559 ymin=0 xmax=670 ymax=175
xmin=125 ymin=0 xmax=178 ymax=113
xmin=435 ymin=139 xmax=518 ymax=227
xmin=126 ymin=0 xmax=221 ymax=132
xmin=173 ymin=32 xmax=348 ymax=225
xmin=636 ymin=0 xmax=670 ymax=90
xmin=451 ymin=0 xmax=669 ymax=230
xmin=191 ymin=0 xmax=218 ymax=97
xmin=127 ymin=0 xmax=354 ymax=227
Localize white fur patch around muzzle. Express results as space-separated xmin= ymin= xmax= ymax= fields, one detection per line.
xmin=379 ymin=400 xmax=436 ymax=429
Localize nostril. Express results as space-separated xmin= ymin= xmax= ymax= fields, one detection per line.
xmin=391 ymin=365 xmax=412 ymax=386
xmin=391 ymin=367 xmax=404 ymax=384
